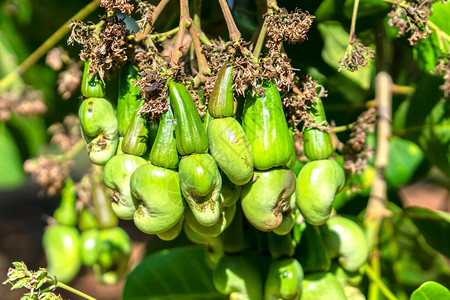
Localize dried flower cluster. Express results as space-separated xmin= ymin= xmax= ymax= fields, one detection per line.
xmin=266 ymin=8 xmax=315 ymax=45
xmin=136 ymin=0 xmax=155 ymax=30
xmin=0 ymin=86 xmax=46 ymax=121
xmin=100 ymin=0 xmax=134 ymax=16
xmin=48 ymin=115 xmax=81 ymax=151
xmin=434 ymin=54 xmax=450 ymax=97
xmin=68 ymin=17 xmax=131 ymax=80
xmin=23 ymin=156 xmax=71 ymax=196
xmin=339 ymin=42 xmax=375 ymax=72
xmin=387 ymin=0 xmax=434 ymax=46
xmin=343 ymin=107 xmax=377 ymax=174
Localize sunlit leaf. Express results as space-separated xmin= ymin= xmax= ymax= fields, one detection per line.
xmin=410 ymin=281 xmax=450 ymax=300
xmin=0 ymin=123 xmax=25 ymax=189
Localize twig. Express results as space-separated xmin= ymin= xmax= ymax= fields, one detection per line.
xmin=192 ymin=0 xmax=212 ymax=46
xmin=0 ymin=0 xmax=101 ymax=91
xmin=169 ymin=0 xmax=190 ymax=66
xmin=56 ymin=282 xmax=97 ymax=300
xmin=365 ymin=71 xmax=393 ymax=300
xmin=349 ymin=0 xmax=360 ymax=43
xmin=391 ymin=84 xmax=415 ymax=94
xmin=365 ymin=265 xmax=398 ymax=300
xmin=217 ymin=0 xmax=241 ymax=41
xmin=136 ymin=0 xmax=171 ymax=47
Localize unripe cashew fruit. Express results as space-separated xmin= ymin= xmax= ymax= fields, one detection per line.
xmin=117 ymin=64 xmax=141 ymax=137
xmin=54 ymin=178 xmax=78 ymax=227
xmin=264 ymin=258 xmax=304 ymax=300
xmin=241 ymin=168 xmax=296 ymax=232
xmin=295 ymin=225 xmax=331 ymax=273
xmin=321 ymin=216 xmax=369 ymax=272
xmin=130 ymin=163 xmax=184 ymax=234
xmin=81 ymin=60 xmax=105 ymax=98
xmin=179 ymin=153 xmax=222 ymax=226
xmin=300 ymin=272 xmax=346 ymax=300
xmin=268 ymin=232 xmax=296 ymax=259
xmin=213 ymin=255 xmax=263 ymax=300
xmin=42 ymin=224 xmax=81 ymax=283
xmin=220 ymin=173 xmax=242 ymax=208
xmin=208 ymin=117 xmax=254 ymax=185
xmin=93 ymin=226 xmax=131 ymax=285
xmin=102 ymin=154 xmax=147 ymax=220
xmin=208 ymin=64 xmax=235 ymax=118
xmin=273 ymin=193 xmax=297 ymax=236
xmin=157 ymin=214 xmax=184 ymax=241
xmin=79 ymin=97 xmax=119 ymax=165
xmin=295 ymin=159 xmax=345 ymax=225
xmin=185 ymin=204 xmax=236 ymax=237
xmin=242 ymin=80 xmax=292 ymax=170
xmin=79 ymin=228 xmax=100 ymax=267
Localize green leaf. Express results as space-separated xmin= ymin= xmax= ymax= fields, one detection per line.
xmin=0 ymin=123 xmax=25 ymax=189
xmin=317 ymin=21 xmax=374 ymax=92
xmin=122 ymin=246 xmax=226 ymax=300
xmin=385 ymin=137 xmax=424 ymax=187
xmin=404 ymin=206 xmax=450 ymax=259
xmin=410 ymin=281 xmax=450 ymax=300
xmin=413 ymin=34 xmax=441 ymax=73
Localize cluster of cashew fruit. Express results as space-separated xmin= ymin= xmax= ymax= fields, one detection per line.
xmin=42 ymin=176 xmax=131 ymax=284
xmin=76 ymin=60 xmax=370 ymax=298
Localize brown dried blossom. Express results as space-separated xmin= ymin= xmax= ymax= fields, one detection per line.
xmin=48 ymin=115 xmax=81 ymax=151
xmin=260 ymin=49 xmax=295 ymax=93
xmin=339 ymin=41 xmax=375 ymax=72
xmin=342 ymin=107 xmax=377 ymax=174
xmin=100 ymin=0 xmax=134 ymax=16
xmin=57 ymin=62 xmax=82 ymax=99
xmin=24 ymin=156 xmax=71 ymax=196
xmin=45 ymin=47 xmax=69 ymax=71
xmin=266 ymin=8 xmax=315 ymax=45
xmin=0 ymin=86 xmax=47 ymax=121
xmin=387 ymin=1 xmax=433 ymax=46
xmin=434 ymin=54 xmax=450 ymax=97
xmin=68 ymin=17 xmax=130 ymax=79
xmin=136 ymin=0 xmax=155 ymax=29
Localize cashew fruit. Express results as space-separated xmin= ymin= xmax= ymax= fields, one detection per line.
xmin=273 ymin=193 xmax=297 ymax=236
xmin=93 ymin=226 xmax=131 ymax=285
xmin=179 ymin=153 xmax=222 ymax=226
xmin=78 ymin=206 xmax=98 ymax=231
xmin=295 ymin=159 xmax=345 ymax=225
xmin=213 ymin=254 xmax=263 ymax=300
xmin=102 ymin=153 xmax=147 ymax=220
xmin=208 ymin=117 xmax=254 ymax=185
xmin=42 ymin=224 xmax=81 ymax=283
xmin=150 ymin=102 xmax=179 ymax=169
xmin=241 ymin=167 xmax=296 ymax=232
xmin=242 ymin=80 xmax=292 ymax=170
xmin=53 ymin=178 xmax=77 ymax=226
xmin=300 ymin=272 xmax=346 ymax=300
xmin=295 ymin=225 xmax=331 ymax=273
xmin=156 ymin=214 xmax=184 ymax=241
xmin=79 ymin=97 xmax=119 ymax=165
xmin=168 ymin=79 xmax=208 ymax=155
xmin=185 ymin=204 xmax=236 ymax=237
xmin=220 ymin=173 xmax=241 ymax=208
xmin=321 ymin=216 xmax=369 ymax=272
xmin=303 ymin=97 xmax=334 ymax=161
xmin=81 ymin=60 xmax=105 ymax=98
xmin=79 ymin=228 xmax=100 ymax=267
xmin=91 ymin=177 xmax=118 ymax=229
xmin=264 ymin=258 xmax=304 ymax=300
xmin=117 ymin=64 xmax=141 ymax=136
xmin=130 ymin=163 xmax=184 ymax=234
xmin=208 ymin=64 xmax=235 ymax=118
xmin=268 ymin=232 xmax=296 ymax=259
xmin=122 ymin=110 xmax=150 ymax=156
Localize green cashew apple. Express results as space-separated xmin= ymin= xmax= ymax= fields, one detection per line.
xmin=185 ymin=204 xmax=236 ymax=237
xmin=303 ymin=97 xmax=334 ymax=161
xmin=295 ymin=225 xmax=331 ymax=273
xmin=53 ymin=178 xmax=78 ymax=227
xmin=273 ymin=193 xmax=297 ymax=236
xmin=157 ymin=215 xmax=184 ymax=241
xmin=296 ymin=159 xmax=345 ymax=225
xmin=79 ymin=228 xmax=100 ymax=267
xmin=208 ymin=117 xmax=254 ymax=185
xmin=242 ymin=80 xmax=292 ymax=170
xmin=79 ymin=97 xmax=119 ymax=165
xmin=300 ymin=272 xmax=346 ymax=300
xmin=93 ymin=226 xmax=131 ymax=285
xmin=121 ymin=111 xmax=150 ymax=156
xmin=102 ymin=153 xmax=147 ymax=220
xmin=241 ymin=167 xmax=296 ymax=232
xmin=117 ymin=64 xmax=141 ymax=136
xmin=179 ymin=153 xmax=222 ymax=226
xmin=220 ymin=173 xmax=242 ymax=208
xmin=130 ymin=163 xmax=184 ymax=234
xmin=81 ymin=60 xmax=105 ymax=98
xmin=268 ymin=232 xmax=296 ymax=259
xmin=213 ymin=254 xmax=263 ymax=300
xmin=321 ymin=216 xmax=369 ymax=272
xmin=42 ymin=224 xmax=81 ymax=283
xmin=91 ymin=177 xmax=118 ymax=229
xmin=264 ymin=258 xmax=304 ymax=300
xmin=208 ymin=64 xmax=235 ymax=118
xmin=78 ymin=206 xmax=98 ymax=231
